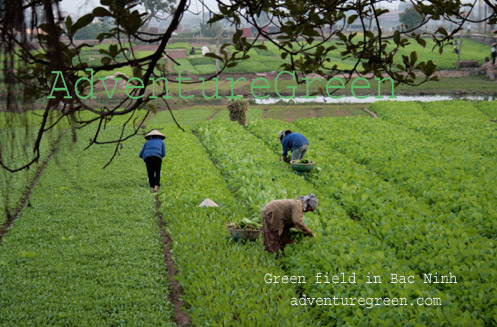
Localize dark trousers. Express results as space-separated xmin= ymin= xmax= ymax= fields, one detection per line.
xmin=145 ymin=156 xmax=162 ymax=188
xmin=493 ymin=53 xmax=496 ymax=65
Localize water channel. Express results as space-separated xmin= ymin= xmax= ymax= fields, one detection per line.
xmin=254 ymin=95 xmax=495 ymax=104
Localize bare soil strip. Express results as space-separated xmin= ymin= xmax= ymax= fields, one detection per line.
xmin=262 ymin=109 xmax=268 ymax=120
xmin=155 ymin=198 xmax=192 ymax=327
xmin=207 ymin=110 xmax=220 ymax=120
xmin=362 ymin=108 xmax=379 ymax=118
xmin=0 ymin=134 xmax=63 ymax=244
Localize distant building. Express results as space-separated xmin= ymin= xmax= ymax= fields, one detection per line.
xmin=268 ymin=26 xmax=279 ymax=33
xmin=378 ymin=10 xmax=401 ymax=29
xmin=240 ymin=28 xmax=252 ymax=38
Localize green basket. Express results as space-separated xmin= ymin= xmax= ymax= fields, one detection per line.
xmin=227 ymin=226 xmax=261 ymax=241
xmin=290 ymin=160 xmax=315 ymax=172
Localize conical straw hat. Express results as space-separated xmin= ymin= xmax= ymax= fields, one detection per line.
xmin=145 ymin=129 xmax=165 ymax=140
xmin=199 ymin=198 xmax=219 ymax=207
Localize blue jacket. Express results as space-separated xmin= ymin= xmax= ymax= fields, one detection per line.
xmin=282 ymin=133 xmax=308 ymax=156
xmin=139 ymin=138 xmax=166 ymax=160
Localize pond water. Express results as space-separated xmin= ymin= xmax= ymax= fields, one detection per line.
xmin=254 ymin=95 xmax=494 ymax=104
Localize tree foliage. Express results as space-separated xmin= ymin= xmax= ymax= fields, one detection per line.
xmin=74 ymin=22 xmax=112 ymax=40
xmin=399 ymin=6 xmax=424 ymax=30
xmin=199 ymin=22 xmax=221 ymax=38
xmin=1 ymin=0 xmax=496 ymax=171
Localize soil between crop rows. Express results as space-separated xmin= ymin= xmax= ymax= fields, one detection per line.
xmin=155 ymin=198 xmax=192 ymax=327
xmin=0 ymin=133 xmax=63 ymax=243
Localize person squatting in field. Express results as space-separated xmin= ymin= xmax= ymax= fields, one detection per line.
xmin=261 ymin=194 xmax=318 ymax=253
xmin=278 ymin=130 xmax=309 ymax=162
xmin=139 ymin=130 xmax=166 ymax=193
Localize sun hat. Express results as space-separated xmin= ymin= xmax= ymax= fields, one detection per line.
xmin=302 ymin=193 xmax=318 ymax=210
xmin=278 ymin=130 xmax=286 ymax=140
xmin=145 ymin=129 xmax=166 ymax=140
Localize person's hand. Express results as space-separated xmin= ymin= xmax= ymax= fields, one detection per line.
xmin=307 ymin=230 xmax=315 ymax=237
xmin=283 ymin=156 xmax=290 ymax=163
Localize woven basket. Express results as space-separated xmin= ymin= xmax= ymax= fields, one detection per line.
xmin=290 ymin=160 xmax=315 ymax=172
xmin=227 ymin=225 xmax=261 ymax=241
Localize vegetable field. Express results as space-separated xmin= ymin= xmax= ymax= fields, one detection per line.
xmin=165 ymin=39 xmax=491 ymax=74
xmin=1 ymin=100 xmax=496 ymax=326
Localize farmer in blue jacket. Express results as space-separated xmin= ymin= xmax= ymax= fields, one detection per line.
xmin=278 ymin=130 xmax=309 ymax=162
xmin=139 ymin=130 xmax=166 ymax=192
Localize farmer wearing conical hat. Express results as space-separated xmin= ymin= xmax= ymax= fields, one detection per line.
xmin=261 ymin=194 xmax=317 ymax=253
xmin=139 ymin=129 xmax=166 ymax=192
xmin=278 ymin=130 xmax=309 ymax=163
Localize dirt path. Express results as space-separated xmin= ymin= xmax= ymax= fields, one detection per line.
xmin=362 ymin=108 xmax=379 ymax=118
xmin=207 ymin=110 xmax=220 ymax=120
xmin=155 ymin=198 xmax=192 ymax=327
xmin=262 ymin=109 xmax=268 ymax=120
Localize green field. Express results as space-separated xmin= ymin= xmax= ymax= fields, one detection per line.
xmin=1 ymin=100 xmax=496 ymax=326
xmin=69 ymin=38 xmax=493 ymax=75
xmin=166 ymin=38 xmax=492 ymax=74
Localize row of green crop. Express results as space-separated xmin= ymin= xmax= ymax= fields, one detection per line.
xmin=195 ymin=121 xmax=484 ymax=326
xmin=289 ymin=115 xmax=496 ymax=260
xmin=0 ymin=126 xmax=176 ymax=326
xmin=0 ymin=108 xmax=147 ymax=128
xmin=151 ymin=123 xmax=310 ymax=326
xmin=245 ymin=118 xmax=496 ymax=325
xmin=422 ymin=100 xmax=490 ymax=121
xmin=0 ymin=111 xmax=66 ymax=129
xmin=147 ymin=107 xmax=265 ymax=127
xmin=292 ymin=115 xmax=497 ymax=239
xmin=0 ymin=111 xmax=104 ymax=227
xmin=371 ymin=101 xmax=497 ymax=158
xmin=172 ymin=55 xmax=290 ymax=74
xmin=0 ymin=123 xmax=63 ymax=225
xmin=477 ymin=101 xmax=497 ymax=118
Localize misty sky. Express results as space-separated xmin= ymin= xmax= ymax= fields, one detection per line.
xmin=60 ymin=0 xmax=220 ymax=16
xmin=60 ymin=0 xmax=401 ymax=17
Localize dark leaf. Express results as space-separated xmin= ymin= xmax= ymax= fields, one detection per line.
xmin=65 ymin=16 xmax=73 ymax=34
xmin=233 ymin=29 xmax=243 ymax=44
xmin=393 ymin=30 xmax=401 ymax=45
xmin=205 ymin=52 xmax=223 ymax=60
xmin=101 ymin=57 xmax=111 ymax=65
xmin=71 ymin=13 xmax=94 ymax=35
xmin=93 ymin=7 xmax=112 ymax=17
xmin=347 ymin=14 xmax=358 ymax=25
xmin=410 ymin=51 xmax=418 ymax=65
xmin=416 ymin=37 xmax=426 ymax=47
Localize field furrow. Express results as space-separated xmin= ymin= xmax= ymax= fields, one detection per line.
xmin=197 ymin=121 xmax=489 ymax=326
xmin=2 ymin=99 xmax=496 ymax=326
xmin=371 ymin=101 xmax=497 ymax=158
xmin=246 ymin=118 xmax=496 ymax=325
xmin=152 ymin=122 xmax=310 ymax=326
xmin=0 ymin=127 xmax=176 ymax=326
xmin=476 ymin=100 xmax=497 ymax=118
xmin=0 ymin=127 xmax=61 ymax=226
xmin=298 ymin=114 xmax=496 ymax=239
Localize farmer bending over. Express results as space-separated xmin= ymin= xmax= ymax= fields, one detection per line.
xmin=261 ymin=194 xmax=317 ymax=253
xmin=278 ymin=130 xmax=309 ymax=162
